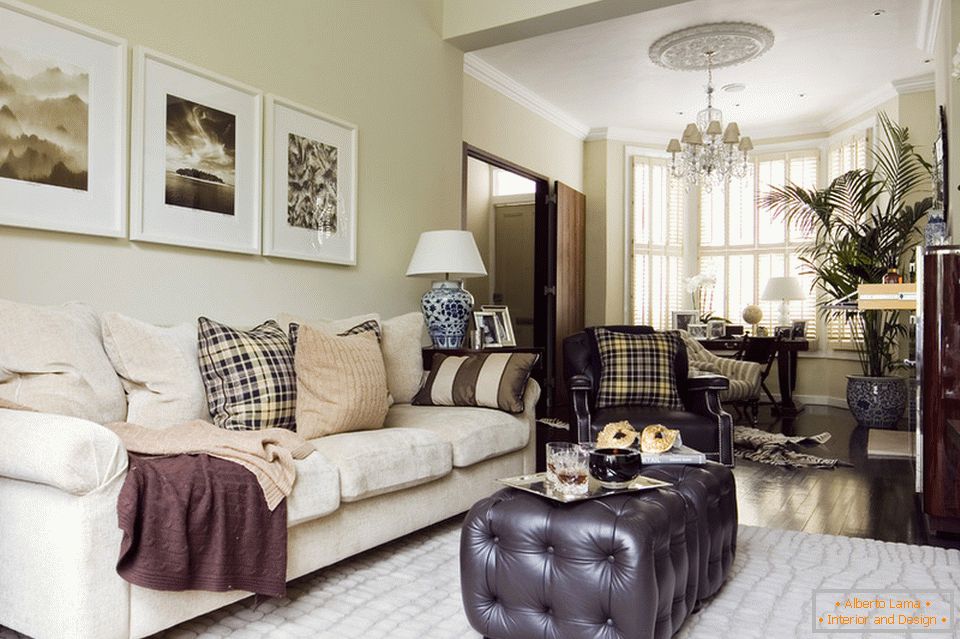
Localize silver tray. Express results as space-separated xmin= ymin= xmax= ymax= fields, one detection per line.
xmin=498 ymin=472 xmax=671 ymax=503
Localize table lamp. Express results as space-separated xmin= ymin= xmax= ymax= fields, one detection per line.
xmin=761 ymin=276 xmax=804 ymax=327
xmin=406 ymin=230 xmax=487 ymax=348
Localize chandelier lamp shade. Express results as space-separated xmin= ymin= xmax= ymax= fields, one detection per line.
xmin=405 ymin=230 xmax=487 ymax=348
xmin=664 ymin=51 xmax=753 ymax=191
xmin=650 ymin=22 xmax=774 ymax=191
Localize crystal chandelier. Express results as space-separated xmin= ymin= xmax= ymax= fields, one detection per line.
xmin=665 ymin=51 xmax=753 ymax=191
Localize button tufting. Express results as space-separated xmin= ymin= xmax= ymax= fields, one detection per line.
xmin=547 ymin=546 xmax=554 ymax=554
xmin=608 ymin=555 xmax=615 ymax=563
xmin=606 ymin=618 xmax=614 ymax=626
xmin=493 ymin=536 xmax=499 ymax=544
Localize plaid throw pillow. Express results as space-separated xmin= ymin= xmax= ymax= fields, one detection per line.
xmin=288 ymin=319 xmax=381 ymax=345
xmin=198 ymin=317 xmax=297 ymax=431
xmin=594 ymin=328 xmax=684 ymax=410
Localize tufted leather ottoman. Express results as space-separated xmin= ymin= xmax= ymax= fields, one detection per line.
xmin=460 ymin=463 xmax=736 ymax=639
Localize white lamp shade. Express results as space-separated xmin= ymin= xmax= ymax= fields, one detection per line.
xmin=405 ymin=230 xmax=487 ymax=278
xmin=761 ymin=276 xmax=805 ymax=301
xmin=666 ymin=138 xmax=682 ymax=153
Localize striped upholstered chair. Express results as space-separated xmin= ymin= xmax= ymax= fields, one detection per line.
xmin=680 ymin=331 xmax=762 ymax=425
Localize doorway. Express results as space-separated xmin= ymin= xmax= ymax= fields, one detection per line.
xmin=461 ymin=143 xmax=585 ymax=418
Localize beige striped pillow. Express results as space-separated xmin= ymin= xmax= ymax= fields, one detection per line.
xmin=412 ymin=352 xmax=538 ymax=413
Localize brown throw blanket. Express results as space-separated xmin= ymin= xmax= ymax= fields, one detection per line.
xmin=118 ymin=453 xmax=288 ymax=597
xmin=103 ymin=419 xmax=314 ymax=510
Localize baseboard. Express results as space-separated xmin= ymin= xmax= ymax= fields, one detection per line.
xmin=782 ymin=394 xmax=848 ymax=409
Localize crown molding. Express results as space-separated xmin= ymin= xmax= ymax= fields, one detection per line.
xmin=916 ymin=0 xmax=943 ymax=55
xmin=892 ymin=72 xmax=936 ymax=95
xmin=586 ymin=126 xmax=667 ymax=143
xmin=463 ymin=53 xmax=590 ymax=140
xmin=820 ymin=83 xmax=898 ymax=132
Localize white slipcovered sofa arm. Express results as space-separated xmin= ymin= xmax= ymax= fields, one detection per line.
xmin=522 ymin=378 xmax=541 ymax=417
xmin=0 ymin=409 xmax=128 ymax=495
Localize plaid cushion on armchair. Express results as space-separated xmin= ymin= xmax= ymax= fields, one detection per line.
xmin=592 ymin=327 xmax=684 ymax=410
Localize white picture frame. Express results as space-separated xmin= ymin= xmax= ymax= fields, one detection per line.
xmin=481 ymin=305 xmax=516 ymax=347
xmin=130 ymin=47 xmax=262 ymax=254
xmin=707 ymin=319 xmax=726 ymax=339
xmin=263 ymin=95 xmax=358 ymax=265
xmin=688 ymin=323 xmax=708 ymax=339
xmin=0 ymin=0 xmax=127 ymax=238
xmin=473 ymin=311 xmax=502 ymax=348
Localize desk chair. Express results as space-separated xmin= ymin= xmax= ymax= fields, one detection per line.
xmin=735 ymin=335 xmax=781 ymax=420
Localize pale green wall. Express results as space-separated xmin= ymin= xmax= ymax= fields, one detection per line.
xmin=3 ymin=0 xmax=463 ymax=325
xmin=462 ymin=74 xmax=583 ymax=190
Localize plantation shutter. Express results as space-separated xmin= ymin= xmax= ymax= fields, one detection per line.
xmin=630 ymin=156 xmax=685 ymax=329
xmin=825 ymin=131 xmax=870 ymax=348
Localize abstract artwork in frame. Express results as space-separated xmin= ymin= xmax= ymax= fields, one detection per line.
xmin=0 ymin=0 xmax=127 ymax=237
xmin=130 ymin=47 xmax=262 ymax=254
xmin=264 ymin=95 xmax=358 ymax=265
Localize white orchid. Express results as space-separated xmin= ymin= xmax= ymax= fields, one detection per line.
xmin=685 ymin=272 xmax=717 ymax=293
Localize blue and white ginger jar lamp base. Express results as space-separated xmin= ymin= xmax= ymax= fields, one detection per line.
xmin=421 ymin=280 xmax=473 ymax=348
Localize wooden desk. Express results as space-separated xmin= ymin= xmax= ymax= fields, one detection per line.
xmin=700 ymin=338 xmax=810 ymax=417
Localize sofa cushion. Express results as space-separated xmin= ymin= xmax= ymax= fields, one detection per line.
xmin=380 ymin=312 xmax=426 ymax=403
xmin=197 ymin=317 xmax=297 ymax=431
xmin=101 ymin=313 xmax=208 ymax=428
xmin=278 ymin=311 xmax=426 ymax=404
xmin=412 ymin=352 xmax=538 ymax=413
xmin=310 ymin=428 xmax=452 ymax=502
xmin=293 ymin=324 xmax=389 ymax=439
xmin=286 ymin=451 xmax=340 ymax=527
xmin=0 ymin=300 xmax=126 ymax=423
xmin=384 ymin=404 xmax=529 ymax=467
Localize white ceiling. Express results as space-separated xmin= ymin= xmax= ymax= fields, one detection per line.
xmin=470 ymin=0 xmax=934 ymax=139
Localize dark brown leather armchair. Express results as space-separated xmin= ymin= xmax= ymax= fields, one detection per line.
xmin=563 ymin=325 xmax=734 ymax=466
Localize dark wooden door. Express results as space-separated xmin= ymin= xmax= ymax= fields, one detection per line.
xmin=548 ymin=181 xmax=586 ymax=418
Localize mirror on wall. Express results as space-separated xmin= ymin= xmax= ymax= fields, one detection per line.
xmin=464 ymin=156 xmax=536 ymax=347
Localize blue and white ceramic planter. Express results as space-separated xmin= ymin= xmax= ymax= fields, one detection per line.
xmin=846 ymin=376 xmax=907 ymax=429
xmin=421 ymin=280 xmax=474 ymax=348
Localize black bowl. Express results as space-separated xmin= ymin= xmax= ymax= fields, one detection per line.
xmin=588 ymin=447 xmax=642 ymax=486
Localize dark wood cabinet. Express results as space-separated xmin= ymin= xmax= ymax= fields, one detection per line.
xmin=922 ymin=247 xmax=960 ymax=534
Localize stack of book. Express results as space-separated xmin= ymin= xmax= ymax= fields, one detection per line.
xmin=640 ymin=445 xmax=706 ymax=465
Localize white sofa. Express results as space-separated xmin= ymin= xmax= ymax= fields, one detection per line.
xmin=0 ymin=305 xmax=539 ymax=639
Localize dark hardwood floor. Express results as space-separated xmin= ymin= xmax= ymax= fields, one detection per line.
xmin=733 ymin=404 xmax=960 ymax=549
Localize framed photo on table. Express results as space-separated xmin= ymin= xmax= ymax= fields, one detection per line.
xmin=0 ymin=1 xmax=127 ymax=238
xmin=481 ymin=305 xmax=515 ymax=346
xmin=688 ymin=323 xmax=708 ymax=339
xmin=130 ymin=47 xmax=262 ymax=254
xmin=672 ymin=311 xmax=698 ymax=332
xmin=473 ymin=311 xmax=502 ymax=348
xmin=263 ymin=95 xmax=358 ymax=265
xmin=707 ymin=319 xmax=726 ymax=339
xmin=790 ymin=320 xmax=807 ymax=339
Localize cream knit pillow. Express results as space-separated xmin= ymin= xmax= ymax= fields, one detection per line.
xmin=294 ymin=324 xmax=389 ymax=439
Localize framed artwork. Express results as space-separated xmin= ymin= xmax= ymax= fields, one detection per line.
xmin=473 ymin=311 xmax=502 ymax=348
xmin=688 ymin=323 xmax=707 ymax=339
xmin=130 ymin=47 xmax=262 ymax=254
xmin=264 ymin=95 xmax=357 ymax=265
xmin=724 ymin=324 xmax=744 ymax=337
xmin=790 ymin=320 xmax=807 ymax=339
xmin=481 ymin=305 xmax=515 ymax=346
xmin=774 ymin=325 xmax=793 ymax=339
xmin=0 ymin=0 xmax=127 ymax=238
xmin=707 ymin=319 xmax=726 ymax=339
xmin=671 ymin=311 xmax=698 ymax=332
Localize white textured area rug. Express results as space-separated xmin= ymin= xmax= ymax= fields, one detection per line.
xmin=2 ymin=520 xmax=959 ymax=639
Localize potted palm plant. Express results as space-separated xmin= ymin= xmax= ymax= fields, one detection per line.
xmin=761 ymin=113 xmax=932 ymax=428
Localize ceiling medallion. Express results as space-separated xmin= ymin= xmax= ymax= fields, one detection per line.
xmin=649 ymin=22 xmax=774 ymax=71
